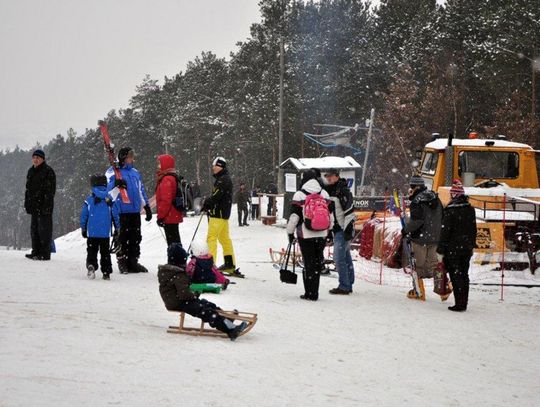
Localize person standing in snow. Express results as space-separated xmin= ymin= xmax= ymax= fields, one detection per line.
xmin=201 ymin=157 xmax=241 ymax=277
xmin=265 ymin=181 xmax=278 ymax=216
xmin=323 ymin=169 xmax=356 ymax=295
xmin=401 ymin=175 xmax=443 ymax=301
xmin=250 ymin=185 xmax=261 ymax=220
xmin=190 ymin=181 xmax=202 ymax=215
xmin=286 ymin=168 xmax=332 ymax=301
xmin=436 ymin=181 xmax=476 ymax=312
xmin=155 ymin=154 xmax=183 ymax=246
xmin=235 ymin=182 xmax=250 ymax=226
xmin=106 ymin=147 xmax=152 ymax=274
xmin=24 ymin=149 xmax=56 ymax=261
xmin=80 ymin=174 xmax=120 ymax=280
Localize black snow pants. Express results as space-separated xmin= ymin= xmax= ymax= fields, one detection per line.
xmin=30 ymin=214 xmax=53 ymax=260
xmin=444 ymin=253 xmax=472 ymax=309
xmin=298 ymin=237 xmax=326 ymax=300
xmin=178 ymin=298 xmax=230 ymax=334
xmin=163 ymin=223 xmax=181 ymax=246
xmin=118 ymin=213 xmax=142 ymax=268
xmin=86 ymin=237 xmax=112 ymax=275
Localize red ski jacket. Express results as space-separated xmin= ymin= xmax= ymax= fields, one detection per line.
xmin=156 ymin=155 xmax=183 ymax=225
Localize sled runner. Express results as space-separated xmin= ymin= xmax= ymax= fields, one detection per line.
xmin=167 ymin=310 xmax=257 ymax=338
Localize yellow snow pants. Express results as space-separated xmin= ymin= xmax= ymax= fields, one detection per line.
xmin=207 ymin=217 xmax=235 ymax=265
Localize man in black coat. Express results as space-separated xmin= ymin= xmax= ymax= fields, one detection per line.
xmin=24 ymin=149 xmax=56 ymax=260
xmin=437 ymin=182 xmax=477 ymax=312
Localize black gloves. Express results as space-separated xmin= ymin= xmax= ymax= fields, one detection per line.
xmin=114 ymin=179 xmax=127 ymax=189
xmin=81 ymin=229 xmax=87 ymax=239
xmin=157 ymin=218 xmax=165 ymax=227
xmin=144 ymin=205 xmax=152 ymax=221
xmin=288 ymin=233 xmax=295 ymax=244
xmin=201 ymin=197 xmax=209 ymax=212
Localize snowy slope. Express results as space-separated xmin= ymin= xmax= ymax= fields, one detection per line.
xmin=1 ymin=215 xmax=539 ymax=407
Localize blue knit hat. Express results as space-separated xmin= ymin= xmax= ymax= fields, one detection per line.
xmin=167 ymin=243 xmax=188 ymax=266
xmin=32 ymin=149 xmax=45 ymax=159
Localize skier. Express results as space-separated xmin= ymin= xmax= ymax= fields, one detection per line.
xmin=157 ymin=243 xmax=247 ymax=341
xmin=323 ymin=169 xmax=356 ymax=295
xmin=24 ymin=149 xmax=56 ymax=261
xmin=155 ymin=154 xmax=183 ymax=246
xmin=201 ymin=157 xmax=242 ymax=277
xmin=186 ymin=240 xmax=230 ymax=288
xmin=286 ymin=168 xmax=333 ymax=301
xmin=436 ymin=181 xmax=477 ymax=311
xmin=235 ymin=182 xmax=250 ymax=226
xmin=401 ymin=175 xmax=443 ymax=300
xmin=106 ymin=147 xmax=152 ymax=274
xmin=80 ymin=174 xmax=120 ymax=280
xmin=250 ymin=185 xmax=261 ymax=220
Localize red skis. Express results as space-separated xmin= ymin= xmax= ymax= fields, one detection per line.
xmin=98 ymin=120 xmax=130 ymax=204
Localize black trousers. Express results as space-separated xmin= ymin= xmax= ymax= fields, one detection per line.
xmin=178 ymin=298 xmax=230 ymax=334
xmin=251 ymin=204 xmax=259 ymax=220
xmin=119 ymin=213 xmax=142 ymax=265
xmin=30 ymin=214 xmax=53 ymax=259
xmin=237 ymin=205 xmax=248 ymax=225
xmin=87 ymin=237 xmax=112 ymax=274
xmin=298 ymin=237 xmax=326 ymax=300
xmin=444 ymin=253 xmax=472 ymax=309
xmin=267 ymin=197 xmax=275 ymax=215
xmin=163 ymin=224 xmax=181 ymax=246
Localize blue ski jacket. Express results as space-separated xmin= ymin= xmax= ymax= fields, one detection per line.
xmin=80 ymin=186 xmax=120 ymax=238
xmin=106 ymin=164 xmax=150 ymax=214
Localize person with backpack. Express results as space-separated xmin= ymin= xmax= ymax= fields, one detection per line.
xmin=286 ymin=168 xmax=333 ymax=301
xmin=323 ymin=169 xmax=356 ymax=295
xmin=436 ymin=181 xmax=477 ymax=312
xmin=106 ymin=147 xmax=152 ymax=274
xmin=402 ymin=175 xmax=443 ymax=300
xmin=155 ymin=154 xmax=184 ymax=246
xmin=80 ymin=174 xmax=120 ymax=280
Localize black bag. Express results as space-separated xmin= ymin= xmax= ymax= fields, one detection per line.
xmin=172 ymin=174 xmax=186 ymax=211
xmin=279 ymin=241 xmax=298 ymax=285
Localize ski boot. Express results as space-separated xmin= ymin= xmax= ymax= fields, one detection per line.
xmin=87 ymin=264 xmax=96 ymax=280
xmin=406 ymin=279 xmax=425 ymax=301
xmin=227 ymin=321 xmax=248 ymax=341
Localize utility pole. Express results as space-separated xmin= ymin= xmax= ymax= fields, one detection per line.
xmin=360 ymin=108 xmax=375 ymax=191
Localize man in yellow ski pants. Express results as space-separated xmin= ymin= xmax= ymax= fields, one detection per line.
xmin=202 ymin=157 xmax=243 ymax=277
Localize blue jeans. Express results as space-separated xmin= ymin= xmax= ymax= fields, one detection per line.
xmin=334 ymin=230 xmax=355 ymax=292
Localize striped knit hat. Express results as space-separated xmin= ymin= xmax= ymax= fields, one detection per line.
xmin=450 ymin=183 xmax=465 ymax=198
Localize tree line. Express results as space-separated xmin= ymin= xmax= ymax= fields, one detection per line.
xmin=1 ymin=0 xmax=538 ymax=247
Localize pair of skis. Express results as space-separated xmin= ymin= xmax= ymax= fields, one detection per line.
xmin=392 ymin=189 xmax=422 ymax=299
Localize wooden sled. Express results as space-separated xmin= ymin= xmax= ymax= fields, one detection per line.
xmin=167 ymin=310 xmax=257 ymax=339
xmin=269 ymin=247 xmax=303 ymax=267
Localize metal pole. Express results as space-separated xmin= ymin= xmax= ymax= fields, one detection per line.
xmin=360 ymin=108 xmax=375 ymax=191
xmin=277 ymin=36 xmax=285 ymax=193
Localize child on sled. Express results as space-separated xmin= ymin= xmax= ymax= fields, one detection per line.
xmin=157 ymin=243 xmax=247 ymax=341
xmin=186 ymin=240 xmax=230 ymax=289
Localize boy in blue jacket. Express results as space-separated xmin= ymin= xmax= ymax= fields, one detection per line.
xmin=80 ymin=174 xmax=120 ymax=280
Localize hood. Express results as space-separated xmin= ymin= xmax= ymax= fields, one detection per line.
xmin=213 ymin=168 xmax=229 ymax=179
xmin=158 ymin=154 xmax=175 ymax=171
xmin=302 ymin=178 xmax=323 ymax=194
xmin=413 ymin=189 xmax=439 ymax=208
xmin=92 ymin=185 xmax=109 ymax=199
xmin=157 ymin=263 xmax=185 ymax=282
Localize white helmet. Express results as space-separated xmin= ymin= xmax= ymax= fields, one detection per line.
xmin=191 ymin=240 xmax=210 ymax=257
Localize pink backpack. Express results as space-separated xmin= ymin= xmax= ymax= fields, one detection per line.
xmin=302 ymin=189 xmax=330 ymax=231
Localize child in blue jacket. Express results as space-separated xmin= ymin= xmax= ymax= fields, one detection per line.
xmin=80 ymin=174 xmax=120 ymax=280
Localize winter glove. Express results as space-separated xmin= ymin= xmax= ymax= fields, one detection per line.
xmin=288 ymin=233 xmax=295 ymax=244
xmin=144 ymin=205 xmax=152 ymax=221
xmin=157 ymin=218 xmax=165 ymax=227
xmin=114 ymin=178 xmax=127 ymax=189
xmin=201 ymin=197 xmax=209 ymax=212
xmin=81 ymin=229 xmax=87 ymax=239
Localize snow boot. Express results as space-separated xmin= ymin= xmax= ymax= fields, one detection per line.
xmin=406 ymin=278 xmax=425 ymax=301
xmin=227 ymin=321 xmax=248 ymax=341
xmin=102 ymin=273 xmax=110 ymax=280
xmin=130 ymin=261 xmax=148 ymax=273
xmin=117 ymin=254 xmax=129 ymax=274
xmin=87 ymin=264 xmax=96 ymax=280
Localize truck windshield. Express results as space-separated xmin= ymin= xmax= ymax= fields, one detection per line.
xmin=421 ymin=152 xmax=438 ymax=175
xmin=458 ymin=151 xmax=519 ymax=179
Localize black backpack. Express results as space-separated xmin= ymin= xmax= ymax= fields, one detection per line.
xmin=171 ymin=174 xmax=186 ymax=211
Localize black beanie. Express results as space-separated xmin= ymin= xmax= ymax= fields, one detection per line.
xmin=32 ymin=149 xmax=45 ymax=159
xmin=167 ymin=243 xmax=188 ymax=266
xmin=90 ymin=174 xmax=107 ymax=187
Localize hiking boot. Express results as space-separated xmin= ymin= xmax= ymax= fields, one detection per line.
xmin=87 ymin=265 xmax=96 ymax=280
xmin=228 ymin=321 xmax=248 ymax=341
xmin=25 ymin=253 xmax=38 ymax=260
xmin=329 ymin=287 xmax=350 ymax=295
xmin=448 ymin=305 xmax=466 ymax=312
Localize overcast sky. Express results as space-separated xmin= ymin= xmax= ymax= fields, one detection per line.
xmin=0 ymin=0 xmax=261 ymax=150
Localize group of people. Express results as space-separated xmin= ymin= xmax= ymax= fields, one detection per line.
xmin=402 ymin=175 xmax=477 ymax=312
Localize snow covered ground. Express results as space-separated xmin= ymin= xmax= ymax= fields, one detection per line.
xmin=1 ymin=215 xmax=539 ymax=406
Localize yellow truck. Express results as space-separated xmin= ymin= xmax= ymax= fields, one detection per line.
xmin=418 ymin=134 xmax=540 ymax=272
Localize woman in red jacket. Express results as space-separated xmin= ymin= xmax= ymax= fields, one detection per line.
xmin=156 ymin=154 xmax=183 ymax=246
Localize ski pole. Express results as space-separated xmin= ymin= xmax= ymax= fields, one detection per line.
xmin=187 ymin=213 xmax=205 ymax=253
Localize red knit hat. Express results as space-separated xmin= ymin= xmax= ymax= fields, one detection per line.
xmin=450 ymin=184 xmax=465 ymax=198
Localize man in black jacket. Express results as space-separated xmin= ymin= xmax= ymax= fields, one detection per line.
xmin=24 ymin=149 xmax=56 ymax=260
xmin=402 ymin=175 xmax=443 ymax=300
xmin=437 ymin=182 xmax=477 ymax=312
xmin=202 ymin=157 xmax=240 ymax=276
